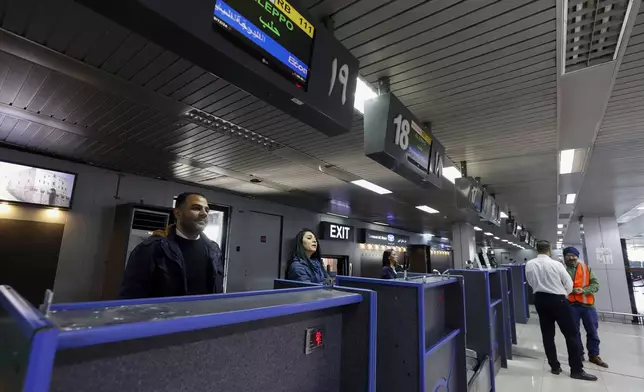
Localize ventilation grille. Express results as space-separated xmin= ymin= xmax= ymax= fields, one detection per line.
xmin=565 ymin=0 xmax=630 ymax=72
xmin=131 ymin=209 xmax=170 ymax=231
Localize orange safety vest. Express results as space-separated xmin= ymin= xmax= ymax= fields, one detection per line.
xmin=568 ymin=263 xmax=595 ymax=305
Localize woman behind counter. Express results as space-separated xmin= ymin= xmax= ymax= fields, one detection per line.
xmin=381 ymin=249 xmax=399 ymax=279
xmin=286 ymin=229 xmax=329 ymax=284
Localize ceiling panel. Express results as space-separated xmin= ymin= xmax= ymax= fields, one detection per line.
xmin=0 ymin=0 xmax=560 ymax=239
xmin=577 ymin=8 xmax=644 ymax=238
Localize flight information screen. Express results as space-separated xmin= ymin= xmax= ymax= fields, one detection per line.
xmin=213 ymin=0 xmax=315 ymax=89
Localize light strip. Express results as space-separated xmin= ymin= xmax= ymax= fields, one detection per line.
xmin=484 ymin=232 xmax=493 ymax=236
xmin=557 ymin=231 xmax=563 ymax=235
xmin=373 ymin=221 xmax=389 ymax=226
xmin=502 ymin=239 xmax=508 ymax=242
xmin=557 ymin=224 xmax=564 ymax=228
xmin=494 ymin=236 xmax=500 ymax=240
xmin=353 ymin=77 xmax=377 ymax=114
xmin=566 ymin=193 xmax=576 ymax=204
xmin=500 ymin=211 xmax=508 ymax=219
xmin=559 ymin=149 xmax=575 ymax=174
xmin=473 ymin=226 xmax=482 ymax=231
xmin=416 ymin=205 xmax=439 ymax=214
xmin=327 ymin=212 xmax=349 ymax=219
xmin=351 ymin=179 xmax=392 ymax=195
xmin=442 ymin=166 xmax=461 ymax=184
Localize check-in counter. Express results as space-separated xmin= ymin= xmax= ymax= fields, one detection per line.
xmin=448 ymin=269 xmax=511 ymax=392
xmin=333 ymin=275 xmax=467 ymax=392
xmin=489 ymin=268 xmax=513 ymax=361
xmin=0 ymin=284 xmax=376 ymax=392
xmin=502 ymin=264 xmax=530 ymax=323
xmin=500 ymin=267 xmax=518 ymax=344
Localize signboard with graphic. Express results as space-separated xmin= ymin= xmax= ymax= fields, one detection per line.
xmin=358 ymin=229 xmax=410 ymax=247
xmin=363 ymin=93 xmax=445 ymax=189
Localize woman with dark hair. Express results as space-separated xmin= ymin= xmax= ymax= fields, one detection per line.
xmin=381 ymin=249 xmax=398 ymax=279
xmin=286 ymin=229 xmax=329 ymax=283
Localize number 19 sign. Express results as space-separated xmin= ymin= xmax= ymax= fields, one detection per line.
xmin=363 ymin=92 xmax=445 ymax=189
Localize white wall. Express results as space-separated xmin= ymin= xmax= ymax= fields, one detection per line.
xmin=0 ymin=147 xmax=424 ymax=302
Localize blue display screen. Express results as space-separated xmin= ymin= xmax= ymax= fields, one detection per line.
xmin=213 ymin=0 xmax=312 ymax=86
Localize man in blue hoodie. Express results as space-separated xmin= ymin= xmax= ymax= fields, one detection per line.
xmin=120 ymin=192 xmax=224 ymax=299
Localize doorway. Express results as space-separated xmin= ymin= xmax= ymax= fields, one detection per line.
xmin=235 ymin=211 xmax=283 ymax=292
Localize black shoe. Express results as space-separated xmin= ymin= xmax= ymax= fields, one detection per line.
xmin=551 ymin=367 xmax=562 ymax=375
xmin=570 ymin=371 xmax=598 ymax=381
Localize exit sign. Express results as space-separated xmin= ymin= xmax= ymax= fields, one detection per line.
xmin=319 ymin=221 xmax=354 ymax=241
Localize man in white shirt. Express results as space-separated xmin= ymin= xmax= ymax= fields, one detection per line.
xmin=525 ymin=240 xmax=597 ymax=381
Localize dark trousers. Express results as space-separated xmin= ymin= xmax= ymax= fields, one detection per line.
xmin=534 ymin=292 xmax=583 ymax=373
xmin=570 ymin=305 xmax=600 ymax=357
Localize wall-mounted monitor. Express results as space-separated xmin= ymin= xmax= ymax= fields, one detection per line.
xmin=213 ymin=0 xmax=315 ymax=89
xmin=0 ymin=161 xmax=76 ymax=209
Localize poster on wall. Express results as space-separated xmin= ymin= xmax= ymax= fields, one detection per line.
xmin=0 ymin=161 xmax=76 ymax=208
xmin=596 ymin=247 xmax=613 ymax=265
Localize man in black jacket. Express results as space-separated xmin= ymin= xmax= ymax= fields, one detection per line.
xmin=119 ymin=192 xmax=224 ymax=299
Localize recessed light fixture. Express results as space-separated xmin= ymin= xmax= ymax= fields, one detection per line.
xmin=559 ymin=149 xmax=575 ymax=174
xmin=327 ymin=212 xmax=349 ymax=219
xmin=484 ymin=232 xmax=493 ymax=236
xmin=566 ymin=193 xmax=576 ymax=204
xmin=557 ymin=231 xmax=563 ymax=235
xmin=637 ymin=206 xmax=644 ymax=210
xmin=351 ymin=179 xmax=392 ymax=195
xmin=473 ymin=226 xmax=482 ymax=231
xmin=353 ymin=77 xmax=378 ymax=114
xmin=416 ymin=205 xmax=439 ymax=214
xmin=557 ymin=224 xmax=564 ymax=229
xmin=494 ymin=236 xmax=500 ymax=240
xmin=442 ymin=166 xmax=462 ymax=184
xmin=373 ymin=221 xmax=389 ymax=226
xmin=500 ymin=211 xmax=509 ymax=219
xmin=502 ymin=239 xmax=508 ymax=242
xmin=517 ymin=225 xmax=523 ymax=230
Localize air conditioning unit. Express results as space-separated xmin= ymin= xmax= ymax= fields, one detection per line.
xmin=102 ymin=204 xmax=171 ymax=299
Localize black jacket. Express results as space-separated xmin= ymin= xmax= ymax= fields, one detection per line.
xmin=381 ymin=266 xmax=397 ymax=279
xmin=119 ymin=225 xmax=224 ymax=299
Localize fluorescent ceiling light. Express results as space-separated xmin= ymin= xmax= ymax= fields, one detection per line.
xmin=441 ymin=237 xmax=449 ymax=241
xmin=500 ymin=211 xmax=508 ymax=219
xmin=494 ymin=236 xmax=500 ymax=240
xmin=442 ymin=166 xmax=462 ymax=184
xmin=566 ymin=193 xmax=576 ymax=204
xmin=517 ymin=225 xmax=523 ymax=230
xmin=351 ymin=179 xmax=392 ymax=195
xmin=423 ymin=233 xmax=433 ymax=238
xmin=353 ymin=77 xmax=377 ymax=114
xmin=373 ymin=221 xmax=389 ymax=226
xmin=484 ymin=232 xmax=493 ymax=236
xmin=327 ymin=212 xmax=348 ymax=219
xmin=559 ymin=149 xmax=575 ymax=174
xmin=416 ymin=205 xmax=439 ymax=214
xmin=473 ymin=226 xmax=482 ymax=231
xmin=637 ymin=206 xmax=644 ymax=210
xmin=557 ymin=224 xmax=564 ymax=229
xmin=502 ymin=239 xmax=508 ymax=242
xmin=557 ymin=231 xmax=563 ymax=235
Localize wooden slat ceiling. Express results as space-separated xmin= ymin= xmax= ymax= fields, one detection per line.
xmin=577 ymin=8 xmax=644 ymax=237
xmin=0 ymin=0 xmax=558 ymax=239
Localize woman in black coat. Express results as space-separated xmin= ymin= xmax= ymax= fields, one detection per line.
xmin=381 ymin=249 xmax=399 ymax=279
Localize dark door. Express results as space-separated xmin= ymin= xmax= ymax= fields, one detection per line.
xmin=229 ymin=211 xmax=282 ymax=292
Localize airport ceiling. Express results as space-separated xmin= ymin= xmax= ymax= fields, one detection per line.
xmin=1 ymin=0 xmax=642 ymax=244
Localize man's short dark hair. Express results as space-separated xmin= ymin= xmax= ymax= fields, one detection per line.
xmin=536 ymin=240 xmax=551 ymax=254
xmin=175 ymin=192 xmax=207 ymax=208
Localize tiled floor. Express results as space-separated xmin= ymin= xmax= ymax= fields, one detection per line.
xmin=495 ymin=310 xmax=644 ymax=391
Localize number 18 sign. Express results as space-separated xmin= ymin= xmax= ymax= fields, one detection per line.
xmin=363 ymin=92 xmax=445 ymax=189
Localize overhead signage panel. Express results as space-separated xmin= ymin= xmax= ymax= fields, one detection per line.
xmin=363 ymin=93 xmax=445 ymax=189
xmin=319 ymin=221 xmax=354 ymax=241
xmin=79 ymin=0 xmax=359 ymax=137
xmin=358 ymin=229 xmax=410 ymax=247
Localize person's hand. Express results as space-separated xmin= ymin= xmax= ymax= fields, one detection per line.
xmin=573 ymin=288 xmax=583 ymax=294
